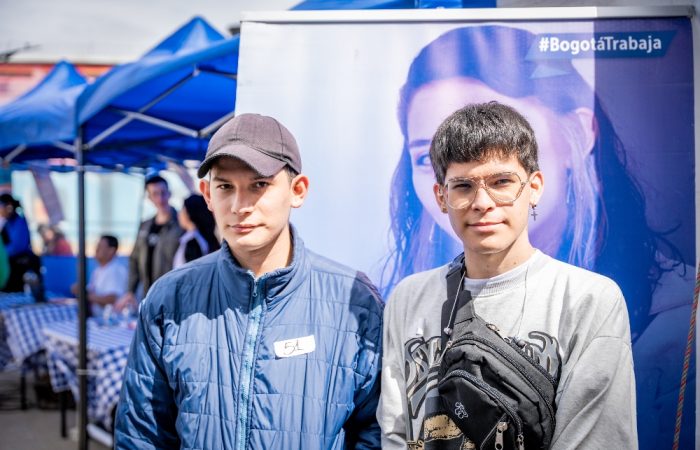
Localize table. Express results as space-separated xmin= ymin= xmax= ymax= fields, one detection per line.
xmin=43 ymin=319 xmax=134 ymax=430
xmin=0 ymin=292 xmax=30 ymax=369
xmin=0 ymin=292 xmax=36 ymax=311
xmin=0 ymin=298 xmax=77 ymax=370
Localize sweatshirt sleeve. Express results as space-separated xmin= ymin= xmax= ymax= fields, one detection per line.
xmin=551 ymin=289 xmax=638 ymax=450
xmin=377 ymin=289 xmax=409 ymax=450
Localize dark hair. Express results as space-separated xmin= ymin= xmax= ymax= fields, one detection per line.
xmin=145 ymin=174 xmax=168 ymax=190
xmin=430 ymin=102 xmax=539 ymax=185
xmin=100 ymin=235 xmax=119 ymax=250
xmin=0 ymin=193 xmax=21 ymax=211
xmin=384 ymin=25 xmax=684 ymax=339
xmin=183 ymin=194 xmax=220 ymax=253
xmin=284 ymin=166 xmax=299 ymax=180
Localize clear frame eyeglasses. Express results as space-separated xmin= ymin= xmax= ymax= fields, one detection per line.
xmin=441 ymin=172 xmax=529 ymax=209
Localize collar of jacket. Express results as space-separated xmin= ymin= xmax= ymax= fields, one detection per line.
xmin=216 ymin=224 xmax=309 ymax=306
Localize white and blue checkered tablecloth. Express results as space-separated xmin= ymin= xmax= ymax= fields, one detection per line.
xmin=0 ymin=292 xmax=36 ymax=310
xmin=43 ymin=319 xmax=134 ymax=429
xmin=0 ymin=299 xmax=78 ymax=370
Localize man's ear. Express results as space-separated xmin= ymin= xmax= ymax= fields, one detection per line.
xmin=199 ymin=179 xmax=213 ymax=212
xmin=528 ymin=171 xmax=544 ymax=206
xmin=290 ymin=174 xmax=310 ymax=208
xmin=433 ymin=183 xmax=448 ymax=213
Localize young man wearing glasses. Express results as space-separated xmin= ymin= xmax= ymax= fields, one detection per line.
xmin=115 ymin=114 xmax=383 ymax=449
xmin=378 ymin=102 xmax=637 ymax=449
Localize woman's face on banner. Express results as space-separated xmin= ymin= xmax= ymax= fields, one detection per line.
xmin=406 ymin=77 xmax=572 ymax=254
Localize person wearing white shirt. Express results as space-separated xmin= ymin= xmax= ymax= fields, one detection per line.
xmin=73 ymin=235 xmax=128 ymax=318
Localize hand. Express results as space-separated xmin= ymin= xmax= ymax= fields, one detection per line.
xmin=114 ymin=292 xmax=136 ymax=313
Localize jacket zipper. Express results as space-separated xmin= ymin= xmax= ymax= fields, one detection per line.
xmin=440 ymin=370 xmax=524 ymax=449
xmin=236 ymin=279 xmax=265 ymax=450
xmin=449 ymin=334 xmax=557 ymax=427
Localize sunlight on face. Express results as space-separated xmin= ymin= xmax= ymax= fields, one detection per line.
xmin=406 ymin=77 xmax=571 ymax=255
xmin=439 ymin=155 xmax=541 ymax=262
xmin=200 ymin=158 xmax=302 ymax=262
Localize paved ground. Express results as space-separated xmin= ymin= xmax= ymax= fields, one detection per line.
xmin=0 ymin=368 xmax=110 ymax=450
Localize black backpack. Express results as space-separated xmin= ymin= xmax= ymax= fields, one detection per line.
xmin=437 ymin=256 xmax=558 ymax=450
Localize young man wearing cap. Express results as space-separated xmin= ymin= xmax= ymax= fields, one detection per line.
xmin=115 ymin=113 xmax=384 ymax=449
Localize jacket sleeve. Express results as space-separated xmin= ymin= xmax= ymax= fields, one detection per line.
xmin=127 ymin=223 xmax=144 ymax=293
xmin=344 ymin=279 xmax=384 ymax=450
xmin=550 ymin=289 xmax=638 ymax=450
xmin=114 ymin=291 xmax=179 ymax=449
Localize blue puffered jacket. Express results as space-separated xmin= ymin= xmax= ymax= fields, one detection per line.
xmin=114 ymin=229 xmax=383 ymax=449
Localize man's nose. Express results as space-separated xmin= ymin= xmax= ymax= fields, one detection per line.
xmin=230 ymin=192 xmax=254 ymax=214
xmin=470 ymin=183 xmax=496 ymax=210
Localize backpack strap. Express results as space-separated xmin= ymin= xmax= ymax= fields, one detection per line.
xmin=445 ymin=253 xmax=465 ymax=303
xmin=442 ymin=254 xmax=468 ymax=349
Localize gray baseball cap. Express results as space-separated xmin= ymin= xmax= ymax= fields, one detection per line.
xmin=197 ymin=113 xmax=301 ymax=178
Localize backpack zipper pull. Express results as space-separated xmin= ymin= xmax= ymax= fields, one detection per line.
xmin=495 ymin=421 xmax=507 ymax=449
xmin=517 ymin=433 xmax=525 ymax=450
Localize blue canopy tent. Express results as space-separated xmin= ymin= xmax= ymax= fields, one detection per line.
xmin=0 ymin=61 xmax=87 ymax=164
xmin=76 ymin=15 xmax=238 ymax=169
xmin=69 ymin=16 xmax=238 ymax=449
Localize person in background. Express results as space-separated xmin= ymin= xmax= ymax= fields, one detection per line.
xmin=72 ymin=235 xmax=127 ymax=318
xmin=37 ymin=223 xmax=73 ymax=256
xmin=172 ymin=193 xmax=219 ymax=269
xmin=115 ymin=174 xmax=182 ymax=311
xmin=0 ymin=193 xmax=40 ymax=292
xmin=115 ymin=113 xmax=383 ymax=449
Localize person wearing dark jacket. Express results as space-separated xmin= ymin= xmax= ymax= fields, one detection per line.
xmin=115 ymin=175 xmax=182 ymax=311
xmin=115 ymin=114 xmax=383 ymax=449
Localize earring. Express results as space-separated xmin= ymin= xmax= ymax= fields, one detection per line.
xmin=441 ymin=206 xmax=448 ymax=213
xmin=530 ymin=204 xmax=538 ymax=221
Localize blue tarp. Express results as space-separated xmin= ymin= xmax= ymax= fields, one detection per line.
xmin=75 ymin=16 xmax=238 ymax=169
xmin=0 ymin=61 xmax=86 ymax=162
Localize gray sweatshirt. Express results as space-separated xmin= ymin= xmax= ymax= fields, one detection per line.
xmin=378 ymin=250 xmax=637 ymax=449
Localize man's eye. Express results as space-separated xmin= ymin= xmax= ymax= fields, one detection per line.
xmin=216 ymin=183 xmax=232 ymax=190
xmin=253 ymin=181 xmax=270 ymax=189
xmin=489 ymin=175 xmax=518 ymax=188
xmin=450 ymin=181 xmax=474 ymax=191
xmin=493 ymin=178 xmax=513 ymax=186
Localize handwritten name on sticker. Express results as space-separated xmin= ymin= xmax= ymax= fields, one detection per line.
xmin=274 ymin=335 xmax=316 ymax=358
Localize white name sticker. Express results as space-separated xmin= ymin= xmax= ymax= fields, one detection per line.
xmin=274 ymin=335 xmax=316 ymax=358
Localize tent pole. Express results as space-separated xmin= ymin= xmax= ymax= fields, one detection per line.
xmin=76 ymin=126 xmax=89 ymax=450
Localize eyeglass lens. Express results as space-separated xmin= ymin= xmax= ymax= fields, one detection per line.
xmin=445 ymin=172 xmax=526 ymax=209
